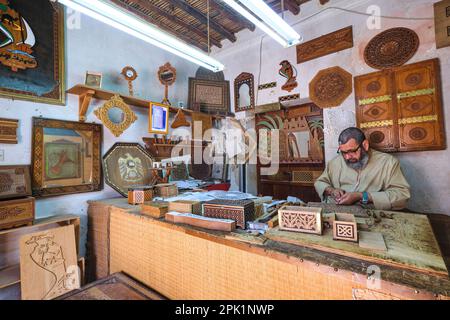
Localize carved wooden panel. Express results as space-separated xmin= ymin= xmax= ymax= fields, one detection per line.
xmin=296 ymin=26 xmax=353 ymax=64
xmin=333 ymin=213 xmax=358 ymax=242
xmin=364 ymin=28 xmax=419 ymax=69
xmin=355 ymin=58 xmax=445 ymax=152
xmin=0 ymin=118 xmax=18 ymax=144
xmin=0 ymin=165 xmax=32 ymax=200
xmin=434 ymin=0 xmax=450 ymax=49
xmin=309 ymin=66 xmax=353 ymax=109
xmin=278 ymin=206 xmax=322 ymax=234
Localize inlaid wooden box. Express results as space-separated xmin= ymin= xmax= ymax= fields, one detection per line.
xmin=202 ymin=199 xmax=255 ymax=229
xmin=168 ymin=200 xmax=202 ymax=215
xmin=0 ymin=196 xmax=35 ymax=230
xmin=278 ymin=206 xmax=322 ymax=235
xmin=333 ymin=213 xmax=358 ymax=242
xmin=128 ymin=186 xmax=153 ymax=205
xmin=0 ymin=165 xmax=31 ymax=200
xmin=154 ymin=183 xmax=178 ymax=198
xmin=141 ymin=201 xmax=169 ymax=218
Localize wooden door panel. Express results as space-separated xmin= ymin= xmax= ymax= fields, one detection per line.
xmin=359 ymin=101 xmax=393 ymax=122
xmin=354 ymin=71 xmax=391 ymax=99
xmin=399 ymin=122 xmax=442 ymax=151
xmin=395 ymin=60 xmax=435 ymax=93
xmin=398 ymin=95 xmax=436 ymax=118
xmin=364 ymin=127 xmax=397 ymax=151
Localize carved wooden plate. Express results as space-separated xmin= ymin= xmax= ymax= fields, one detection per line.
xmin=364 ymin=28 xmax=419 ymax=70
xmin=309 ymin=66 xmax=353 ymax=108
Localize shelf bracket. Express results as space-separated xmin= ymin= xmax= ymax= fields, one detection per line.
xmin=78 ymin=90 xmax=95 ymax=122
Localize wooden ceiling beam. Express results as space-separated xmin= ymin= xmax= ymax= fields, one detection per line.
xmin=211 ymin=0 xmax=255 ymax=32
xmin=166 ymin=0 xmax=237 ymax=43
xmin=110 ymin=0 xmax=209 ymax=51
xmin=126 ymin=0 xmax=222 ymax=48
xmin=284 ymin=0 xmax=300 ymax=15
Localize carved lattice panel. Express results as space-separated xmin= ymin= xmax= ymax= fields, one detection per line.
xmin=278 ymin=206 xmax=322 ymax=235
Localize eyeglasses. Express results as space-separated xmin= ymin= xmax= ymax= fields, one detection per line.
xmin=337 ymin=142 xmax=363 ymax=156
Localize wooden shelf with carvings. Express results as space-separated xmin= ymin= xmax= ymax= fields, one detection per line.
xmin=67 ymin=84 xmax=228 ymax=122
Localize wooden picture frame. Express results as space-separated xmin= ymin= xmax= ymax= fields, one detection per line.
xmin=149 ymin=102 xmax=169 ymax=134
xmin=234 ymin=72 xmax=255 ymax=112
xmin=0 ymin=118 xmax=19 ymax=144
xmin=94 ymin=95 xmax=137 ymax=137
xmin=31 ymin=117 xmax=103 ymax=197
xmin=103 ymin=142 xmax=154 ymax=197
xmin=85 ymin=71 xmax=102 ymax=88
xmin=0 ymin=0 xmax=65 ymax=105
xmin=0 ymin=165 xmax=32 ymax=200
xmin=188 ymin=78 xmax=230 ymax=115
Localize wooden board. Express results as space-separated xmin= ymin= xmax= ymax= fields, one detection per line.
xmin=359 ymin=231 xmax=387 ymax=252
xmin=434 ymin=0 xmax=450 ymax=49
xmin=296 ymin=26 xmax=353 ymax=64
xmin=265 ymin=210 xmax=448 ymax=277
xmin=56 ymin=272 xmax=166 ymax=300
xmin=0 ymin=118 xmax=18 ymax=144
xmin=19 ymin=225 xmax=80 ymax=300
xmin=165 ymin=211 xmax=235 ymax=232
xmin=0 ymin=197 xmax=35 ymax=230
xmin=0 ymin=165 xmax=31 ymax=200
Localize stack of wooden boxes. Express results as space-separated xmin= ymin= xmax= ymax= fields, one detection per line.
xmin=0 ymin=166 xmax=35 ymax=231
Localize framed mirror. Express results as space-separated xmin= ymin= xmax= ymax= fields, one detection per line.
xmin=234 ymin=72 xmax=255 ymax=112
xmin=158 ymin=62 xmax=176 ymax=105
xmin=94 ymin=95 xmax=138 ymax=137
xmin=31 ymin=117 xmax=103 ymax=197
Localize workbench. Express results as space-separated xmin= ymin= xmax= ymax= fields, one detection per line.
xmin=87 ymin=198 xmax=450 ymax=300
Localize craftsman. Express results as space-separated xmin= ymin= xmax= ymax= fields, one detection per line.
xmin=314 ymin=127 xmax=410 ymax=210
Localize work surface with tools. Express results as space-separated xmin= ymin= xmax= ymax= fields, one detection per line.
xmin=87 ymin=198 xmax=450 ymax=299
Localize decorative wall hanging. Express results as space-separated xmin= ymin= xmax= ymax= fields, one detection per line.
xmin=188 ymin=78 xmax=230 ymax=115
xmin=354 ymin=58 xmax=445 ymax=152
xmin=20 ymin=225 xmax=80 ymax=300
xmin=0 ymin=165 xmax=31 ymax=200
xmin=85 ymin=71 xmax=102 ymax=88
xmin=296 ymin=26 xmax=353 ymax=64
xmin=234 ymin=72 xmax=255 ymax=112
xmin=158 ymin=62 xmax=176 ymax=105
xmin=171 ymin=109 xmax=190 ymax=128
xmin=279 ymin=94 xmax=302 ymax=108
xmin=258 ymin=82 xmax=277 ymax=90
xmin=0 ymin=118 xmax=18 ymax=144
xmin=434 ymin=0 xmax=450 ymax=49
xmin=0 ymin=0 xmax=65 ymax=105
xmin=278 ymin=60 xmax=298 ymax=92
xmin=149 ymin=102 xmax=169 ymax=134
xmin=31 ymin=118 xmax=103 ymax=197
xmin=103 ymin=142 xmax=154 ymax=197
xmin=94 ymin=95 xmax=137 ymax=137
xmin=364 ymin=27 xmax=419 ymax=70
xmin=0 ymin=196 xmax=35 ymax=230
xmin=309 ymin=66 xmax=353 ymax=109
xmin=121 ymin=66 xmax=138 ymax=96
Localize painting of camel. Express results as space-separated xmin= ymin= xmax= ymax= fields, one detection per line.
xmin=19 ymin=225 xmax=80 ymax=300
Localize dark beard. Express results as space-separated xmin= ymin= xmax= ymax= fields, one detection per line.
xmin=345 ymin=149 xmax=369 ymax=170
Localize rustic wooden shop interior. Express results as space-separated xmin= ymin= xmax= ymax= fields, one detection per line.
xmin=0 ymin=0 xmax=449 ymax=300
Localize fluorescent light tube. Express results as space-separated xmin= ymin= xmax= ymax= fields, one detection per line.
xmin=56 ymin=0 xmax=224 ymax=72
xmin=222 ymin=0 xmax=301 ymax=47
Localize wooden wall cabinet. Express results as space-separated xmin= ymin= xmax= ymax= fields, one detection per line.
xmin=355 ymin=58 xmax=446 ymax=152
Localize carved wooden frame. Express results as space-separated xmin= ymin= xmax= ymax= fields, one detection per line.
xmin=188 ymin=78 xmax=230 ymax=115
xmin=0 ymin=118 xmax=18 ymax=144
xmin=234 ymin=72 xmax=255 ymax=112
xmin=31 ymin=117 xmax=103 ymax=197
xmin=94 ymin=95 xmax=137 ymax=137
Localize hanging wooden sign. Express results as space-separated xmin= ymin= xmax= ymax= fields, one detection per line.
xmin=296 ymin=26 xmax=353 ymax=64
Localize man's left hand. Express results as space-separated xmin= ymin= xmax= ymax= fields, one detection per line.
xmin=336 ymin=192 xmax=362 ymax=205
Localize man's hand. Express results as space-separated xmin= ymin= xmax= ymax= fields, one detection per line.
xmin=336 ymin=192 xmax=363 ymax=205
xmin=325 ymin=187 xmax=346 ymax=200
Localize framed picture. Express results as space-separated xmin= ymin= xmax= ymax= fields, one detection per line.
xmin=31 ymin=117 xmax=103 ymax=197
xmin=103 ymin=143 xmax=154 ymax=197
xmin=188 ymin=78 xmax=230 ymax=115
xmin=149 ymin=102 xmax=169 ymax=134
xmin=0 ymin=0 xmax=65 ymax=105
xmin=85 ymin=71 xmax=102 ymax=88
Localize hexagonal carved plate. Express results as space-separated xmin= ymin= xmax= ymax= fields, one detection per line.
xmin=309 ymin=66 xmax=353 ymax=109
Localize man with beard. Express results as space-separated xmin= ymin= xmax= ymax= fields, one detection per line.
xmin=314 ymin=127 xmax=410 ymax=210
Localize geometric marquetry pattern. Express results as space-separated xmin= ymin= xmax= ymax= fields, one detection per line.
xmin=278 ymin=207 xmax=322 ymax=235
xmin=281 ymin=212 xmax=317 ymax=232
xmin=203 ymin=199 xmax=255 ymax=229
xmin=336 ymin=224 xmax=354 ymax=238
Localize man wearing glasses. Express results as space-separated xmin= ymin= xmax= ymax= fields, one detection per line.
xmin=314 ymin=127 xmax=410 ymax=210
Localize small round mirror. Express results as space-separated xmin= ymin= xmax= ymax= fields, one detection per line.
xmin=160 ymin=71 xmax=174 ymax=83
xmin=108 ymin=106 xmax=125 ymax=124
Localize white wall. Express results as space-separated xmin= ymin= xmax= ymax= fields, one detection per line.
xmin=0 ymin=12 xmax=198 ymax=256
xmin=212 ymin=0 xmax=450 ymax=215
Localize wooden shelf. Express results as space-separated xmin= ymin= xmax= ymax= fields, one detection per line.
xmin=260 ymin=179 xmax=314 ymax=186
xmin=67 ymin=84 xmax=228 ymax=122
xmin=0 ymin=265 xmax=20 ymax=289
xmin=0 ymin=214 xmax=80 ymax=236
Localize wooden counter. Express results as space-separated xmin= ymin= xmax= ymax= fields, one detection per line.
xmin=87 ymin=198 xmax=450 ymax=300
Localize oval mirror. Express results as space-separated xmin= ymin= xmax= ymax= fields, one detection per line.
xmin=108 ymin=106 xmax=125 ymax=124
xmin=238 ymin=83 xmax=251 ymax=108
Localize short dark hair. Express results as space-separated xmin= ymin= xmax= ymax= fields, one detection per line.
xmin=338 ymin=127 xmax=366 ymax=145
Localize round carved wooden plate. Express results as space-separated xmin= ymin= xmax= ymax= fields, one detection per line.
xmin=364 ymin=27 xmax=419 ymax=70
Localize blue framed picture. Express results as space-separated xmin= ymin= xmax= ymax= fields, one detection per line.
xmin=149 ymin=102 xmax=169 ymax=134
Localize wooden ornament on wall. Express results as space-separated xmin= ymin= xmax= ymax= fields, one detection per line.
xmin=434 ymin=0 xmax=450 ymax=49
xmin=171 ymin=109 xmax=190 ymax=128
xmin=0 ymin=118 xmax=18 ymax=144
xmin=279 ymin=60 xmax=298 ymax=92
xmin=296 ymin=26 xmax=353 ymax=64
xmin=234 ymin=72 xmax=255 ymax=112
xmin=364 ymin=27 xmax=419 ymax=70
xmin=309 ymin=66 xmax=353 ymax=108
xmin=355 ymin=58 xmax=445 ymax=152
